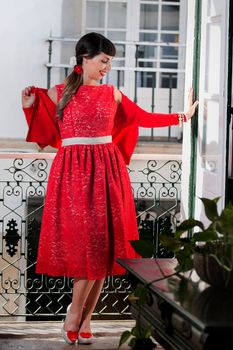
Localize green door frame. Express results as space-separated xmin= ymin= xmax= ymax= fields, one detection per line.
xmin=188 ymin=0 xmax=202 ymax=219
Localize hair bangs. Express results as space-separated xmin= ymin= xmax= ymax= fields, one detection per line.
xmin=101 ymin=39 xmax=116 ymax=57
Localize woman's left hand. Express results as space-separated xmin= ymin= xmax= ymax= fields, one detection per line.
xmin=185 ymin=88 xmax=199 ymax=120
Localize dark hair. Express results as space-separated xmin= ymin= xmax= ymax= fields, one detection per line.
xmin=57 ymin=32 xmax=116 ymax=119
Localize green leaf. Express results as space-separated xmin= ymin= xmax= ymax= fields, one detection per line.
xmin=200 ymin=197 xmax=220 ymax=222
xmin=131 ymin=326 xmax=139 ymax=337
xmin=192 ymin=229 xmax=218 ymax=242
xmin=175 ymin=219 xmax=205 ymax=237
xmin=141 ymin=325 xmax=152 ymax=339
xmin=128 ymin=337 xmax=136 ymax=348
xmin=118 ymin=330 xmax=131 ymax=348
xmin=130 ymin=240 xmax=156 ymax=258
xmin=160 ymin=234 xmax=181 ymax=251
xmin=131 ymin=323 xmax=151 ymax=340
xmin=175 ymin=245 xmax=194 ymax=272
xmin=134 ymin=286 xmax=149 ymax=306
xmin=217 ymin=202 xmax=233 ymax=236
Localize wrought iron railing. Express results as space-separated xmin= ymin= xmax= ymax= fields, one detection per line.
xmin=0 ymin=154 xmax=181 ymax=319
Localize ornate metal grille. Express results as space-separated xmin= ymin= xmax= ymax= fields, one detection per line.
xmin=0 ymin=155 xmax=181 ymax=318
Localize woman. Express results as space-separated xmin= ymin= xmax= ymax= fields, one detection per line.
xmin=22 ymin=32 xmax=198 ymax=345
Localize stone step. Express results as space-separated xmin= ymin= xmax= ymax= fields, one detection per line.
xmin=0 ymin=321 xmax=164 ymax=350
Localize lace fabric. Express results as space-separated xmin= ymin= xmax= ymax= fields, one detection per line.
xmin=36 ymin=84 xmax=139 ymax=278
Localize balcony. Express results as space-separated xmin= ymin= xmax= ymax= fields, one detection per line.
xmin=0 ymin=141 xmax=181 ymax=317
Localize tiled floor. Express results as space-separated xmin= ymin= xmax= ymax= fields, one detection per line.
xmin=0 ymin=320 xmax=164 ymax=350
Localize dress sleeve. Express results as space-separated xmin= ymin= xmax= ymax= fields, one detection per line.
xmin=118 ymin=92 xmax=184 ymax=128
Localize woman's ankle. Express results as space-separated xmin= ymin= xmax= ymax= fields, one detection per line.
xmin=64 ymin=307 xmax=82 ymax=331
xmin=79 ymin=318 xmax=92 ymax=333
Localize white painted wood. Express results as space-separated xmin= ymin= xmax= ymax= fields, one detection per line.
xmin=195 ymin=0 xmax=229 ymax=221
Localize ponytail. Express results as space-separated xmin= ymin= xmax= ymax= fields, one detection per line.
xmin=57 ymin=71 xmax=82 ymax=119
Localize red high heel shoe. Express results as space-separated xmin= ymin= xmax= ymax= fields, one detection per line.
xmin=78 ymin=332 xmax=94 ymax=345
xmin=61 ymin=327 xmax=79 ymax=345
xmin=61 ymin=304 xmax=79 ymax=345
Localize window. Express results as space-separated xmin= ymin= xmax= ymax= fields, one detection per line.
xmin=86 ymin=0 xmax=127 ymax=40
xmin=86 ymin=0 xmax=127 ymax=85
xmin=84 ymin=0 xmax=185 ymax=90
xmin=138 ymin=0 xmax=181 ymax=88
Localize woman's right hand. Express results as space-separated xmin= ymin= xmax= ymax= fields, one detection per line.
xmin=21 ymin=86 xmax=35 ymax=108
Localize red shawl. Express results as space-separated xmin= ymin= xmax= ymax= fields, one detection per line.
xmin=23 ymin=87 xmax=180 ymax=164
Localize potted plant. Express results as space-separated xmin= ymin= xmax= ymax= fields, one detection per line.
xmin=118 ymin=197 xmax=233 ymax=349
xmin=159 ymin=197 xmax=233 ymax=289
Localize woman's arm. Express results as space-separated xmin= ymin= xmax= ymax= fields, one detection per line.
xmin=47 ymin=86 xmax=58 ymax=104
xmin=115 ymin=87 xmax=198 ymax=128
xmin=114 ymin=87 xmax=122 ymax=105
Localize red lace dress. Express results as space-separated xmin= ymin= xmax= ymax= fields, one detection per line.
xmin=36 ymin=84 xmax=139 ymax=279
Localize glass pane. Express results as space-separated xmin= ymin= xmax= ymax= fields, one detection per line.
xmin=161 ymin=33 xmax=179 ymax=43
xmin=114 ymin=44 xmax=125 ymax=58
xmin=160 ymin=73 xmax=177 ymax=88
xmin=205 ymin=22 xmax=221 ymax=94
xmin=86 ymin=1 xmax=105 ymax=28
xmin=139 ymin=33 xmax=158 ymax=42
xmin=207 ymin=0 xmax=224 ymax=17
xmin=161 ymin=46 xmax=178 ymax=60
xmin=137 ymin=45 xmax=157 ymax=60
xmin=202 ymin=100 xmax=219 ymax=173
xmin=161 ymin=5 xmax=179 ymax=31
xmin=85 ymin=29 xmax=105 ymax=35
xmin=140 ymin=4 xmax=159 ymax=30
xmin=112 ymin=59 xmax=125 ymax=67
xmin=107 ymin=31 xmax=126 ymax=41
xmin=107 ymin=70 xmax=125 ymax=88
xmin=139 ymin=61 xmax=157 ymax=68
xmin=137 ymin=72 xmax=156 ymax=88
xmin=108 ymin=2 xmax=127 ymax=28
xmin=160 ymin=62 xmax=177 ymax=69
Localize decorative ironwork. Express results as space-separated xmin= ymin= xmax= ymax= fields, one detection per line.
xmin=0 ymin=156 xmax=181 ymax=318
xmin=131 ymin=159 xmax=181 ymax=258
xmin=4 ymin=219 xmax=20 ymax=257
xmin=140 ymin=160 xmax=181 ymax=184
xmin=7 ymin=158 xmax=48 ymax=182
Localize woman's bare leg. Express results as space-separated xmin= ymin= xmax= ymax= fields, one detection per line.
xmin=64 ymin=278 xmax=95 ymax=331
xmin=79 ymin=278 xmax=105 ymax=333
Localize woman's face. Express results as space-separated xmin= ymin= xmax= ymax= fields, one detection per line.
xmin=82 ymin=52 xmax=113 ymax=81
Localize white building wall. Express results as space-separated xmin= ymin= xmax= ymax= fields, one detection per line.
xmin=0 ymin=0 xmax=64 ymax=139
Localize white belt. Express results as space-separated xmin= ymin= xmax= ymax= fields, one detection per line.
xmin=62 ymin=136 xmax=112 ymax=146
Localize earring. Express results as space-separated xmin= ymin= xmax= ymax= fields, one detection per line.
xmin=74 ymin=65 xmax=83 ymax=74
